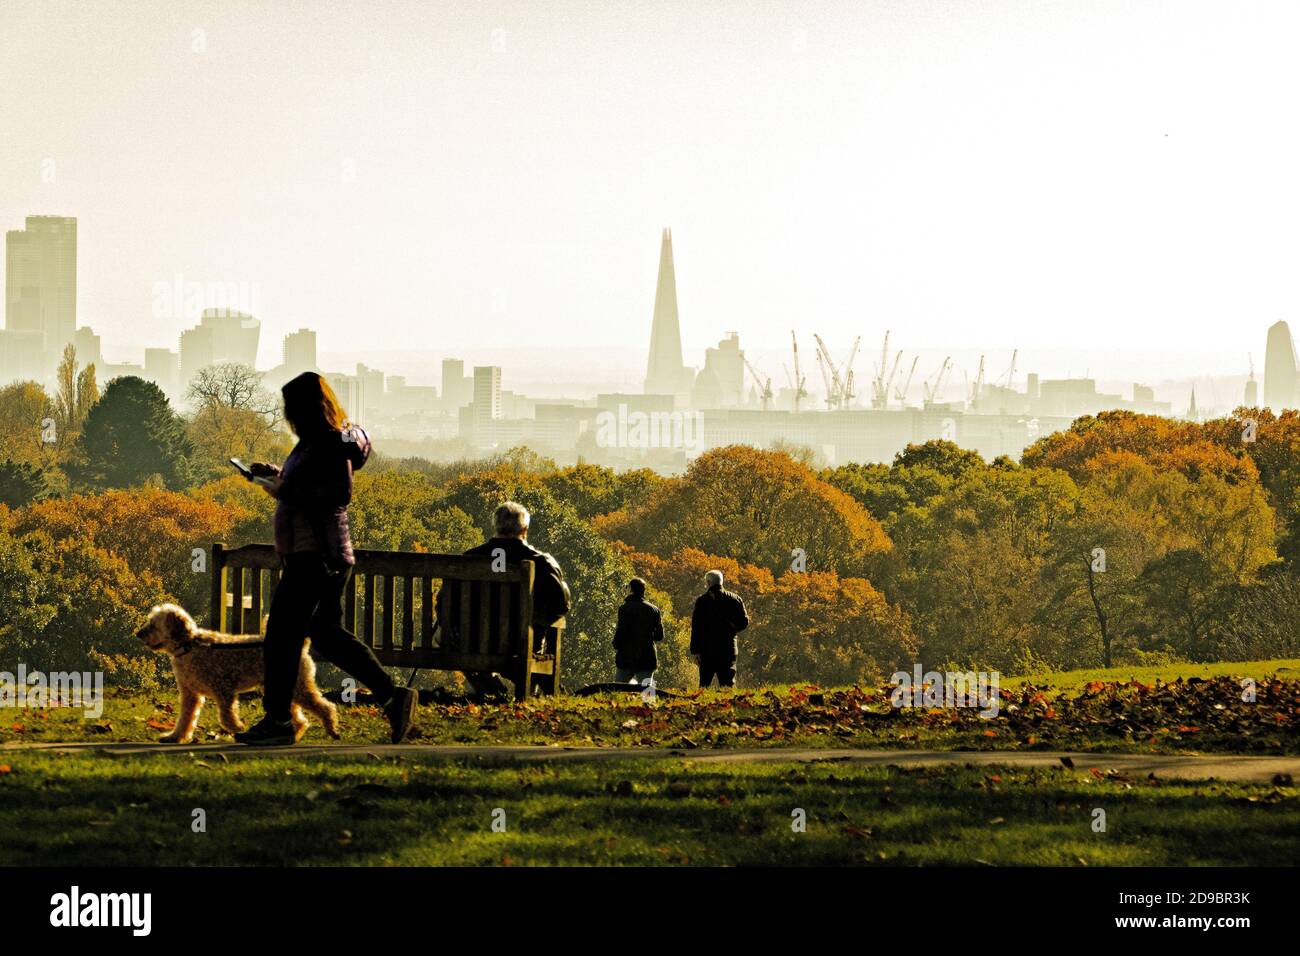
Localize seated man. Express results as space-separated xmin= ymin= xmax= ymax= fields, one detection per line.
xmin=457 ymin=501 xmax=571 ymax=696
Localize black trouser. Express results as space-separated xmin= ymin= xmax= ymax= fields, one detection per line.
xmin=263 ymin=554 xmax=395 ymax=723
xmin=698 ymin=656 xmax=736 ymax=688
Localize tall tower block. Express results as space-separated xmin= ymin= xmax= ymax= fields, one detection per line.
xmin=1264 ymin=320 xmax=1297 ymax=411
xmin=644 ymin=228 xmax=689 ymax=397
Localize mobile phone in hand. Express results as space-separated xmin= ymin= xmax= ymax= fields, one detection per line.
xmin=230 ymin=458 xmax=274 ymax=489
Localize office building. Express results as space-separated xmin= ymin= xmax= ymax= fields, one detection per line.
xmin=5 ymin=215 xmax=77 ymax=376
xmin=472 ymin=365 xmax=502 ymax=428
xmin=144 ymin=348 xmax=181 ymax=399
xmin=282 ymin=328 xmax=317 ymax=377
xmin=1264 ymin=320 xmax=1297 ymax=411
xmin=441 ymin=358 xmax=473 ymax=410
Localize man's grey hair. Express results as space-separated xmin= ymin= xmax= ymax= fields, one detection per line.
xmin=705 ymin=569 xmax=724 ymax=588
xmin=494 ymin=501 xmax=530 ymax=537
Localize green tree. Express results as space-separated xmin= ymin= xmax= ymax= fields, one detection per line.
xmin=0 ymin=459 xmax=51 ymax=508
xmin=0 ymin=528 xmax=58 ymax=663
xmin=1135 ymin=549 xmax=1235 ymax=661
xmin=67 ymin=376 xmax=194 ymax=491
xmin=893 ymin=440 xmax=985 ymax=479
xmin=891 ymin=462 xmax=1079 ymax=671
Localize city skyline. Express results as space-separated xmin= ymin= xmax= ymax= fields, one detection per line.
xmin=3 ymin=0 xmax=1299 ymax=367
xmin=0 ymin=211 xmax=1282 ymax=423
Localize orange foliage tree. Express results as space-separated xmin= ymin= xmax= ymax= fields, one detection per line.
xmin=9 ymin=487 xmax=243 ymax=622
xmin=600 ymin=445 xmax=892 ymax=580
xmin=621 ymin=545 xmax=915 ymax=686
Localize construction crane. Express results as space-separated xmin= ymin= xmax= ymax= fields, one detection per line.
xmin=814 ymin=348 xmax=836 ymax=410
xmin=743 ymin=357 xmax=773 ymax=411
xmin=789 ymin=330 xmax=808 ymax=413
xmin=878 ymin=350 xmax=902 ymax=409
xmin=998 ymin=349 xmax=1018 ymax=390
xmin=893 ymin=355 xmax=919 ymax=405
xmin=969 ymin=354 xmax=986 ymax=405
xmin=841 ymin=336 xmax=862 ymax=407
xmin=813 ymin=333 xmax=848 ymax=410
xmin=870 ymin=331 xmax=890 ymax=408
xmin=923 ymin=356 xmax=952 ymax=403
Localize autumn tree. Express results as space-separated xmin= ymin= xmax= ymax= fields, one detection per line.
xmin=1044 ymin=451 xmax=1276 ymax=667
xmin=15 ymin=528 xmax=169 ymax=671
xmin=0 ymin=381 xmax=58 ymax=470
xmin=52 ymin=343 xmax=97 ymax=452
xmin=601 ymin=445 xmax=892 ymax=580
xmin=185 ymin=363 xmax=290 ymax=481
xmin=9 ymin=487 xmax=241 ymax=619
xmin=749 ymin=571 xmax=916 ymax=686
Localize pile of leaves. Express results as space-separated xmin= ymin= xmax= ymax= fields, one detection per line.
xmin=990 ymin=675 xmax=1299 ymax=752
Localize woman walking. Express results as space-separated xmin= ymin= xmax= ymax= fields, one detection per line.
xmin=236 ymin=372 xmax=418 ymax=746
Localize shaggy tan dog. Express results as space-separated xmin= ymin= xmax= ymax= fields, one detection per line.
xmin=136 ymin=603 xmax=340 ymax=744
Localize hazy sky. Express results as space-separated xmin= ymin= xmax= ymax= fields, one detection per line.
xmin=2 ymin=0 xmax=1297 ymax=377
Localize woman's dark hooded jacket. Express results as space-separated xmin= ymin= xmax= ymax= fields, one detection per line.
xmin=271 ymin=425 xmax=371 ymax=568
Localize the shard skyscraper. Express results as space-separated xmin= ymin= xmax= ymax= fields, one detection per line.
xmin=644 ymin=228 xmax=691 ymax=398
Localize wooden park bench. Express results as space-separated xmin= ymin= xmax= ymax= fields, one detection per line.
xmin=208 ymin=543 xmax=564 ymax=698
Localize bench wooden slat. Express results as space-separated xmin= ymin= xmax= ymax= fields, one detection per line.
xmin=250 ymin=569 xmax=263 ymax=632
xmin=381 ymin=574 xmax=395 ymax=651
xmin=402 ymin=576 xmax=415 ymax=652
xmin=363 ymin=573 xmax=375 ymax=647
xmin=497 ymin=579 xmax=511 ymax=657
xmin=209 ymin=544 xmax=225 ymax=631
xmin=231 ymin=568 xmax=246 ymax=635
xmin=420 ymin=577 xmax=433 ymax=648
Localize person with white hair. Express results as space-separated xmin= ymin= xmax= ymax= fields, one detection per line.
xmin=690 ymin=568 xmax=749 ymax=688
xmin=456 ymin=501 xmax=571 ymax=695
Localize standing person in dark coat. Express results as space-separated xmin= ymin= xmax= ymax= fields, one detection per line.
xmin=613 ymin=577 xmax=663 ymax=685
xmin=690 ymin=569 xmax=749 ymax=689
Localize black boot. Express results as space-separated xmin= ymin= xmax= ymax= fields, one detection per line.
xmin=382 ymin=687 xmax=418 ymax=743
xmin=235 ymin=716 xmax=296 ymax=746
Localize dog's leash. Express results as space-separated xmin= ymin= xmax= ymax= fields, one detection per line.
xmin=176 ymin=637 xmax=266 ymax=657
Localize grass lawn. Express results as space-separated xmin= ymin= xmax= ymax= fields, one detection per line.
xmin=1002 ymin=658 xmax=1300 ymax=691
xmin=0 ymin=750 xmax=1295 ymax=866
xmin=4 ymin=658 xmax=1297 ymax=754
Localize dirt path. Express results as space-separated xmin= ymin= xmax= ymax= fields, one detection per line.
xmin=4 ymin=740 xmax=1298 ymax=784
